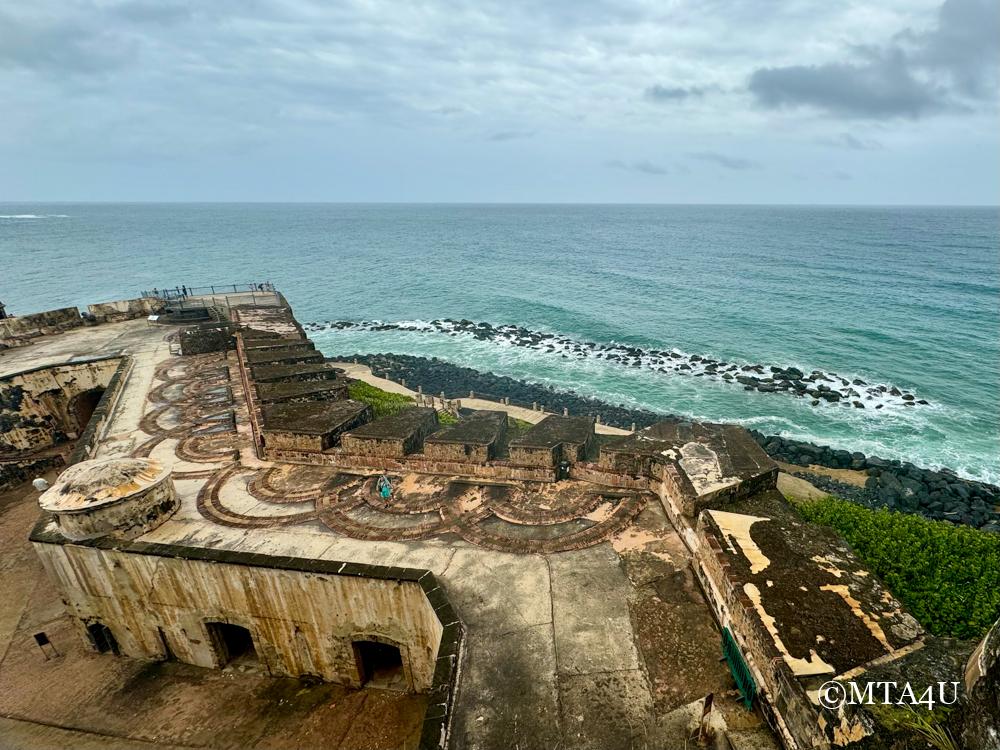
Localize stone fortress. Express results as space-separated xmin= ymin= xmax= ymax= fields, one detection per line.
xmin=0 ymin=286 xmax=996 ymax=750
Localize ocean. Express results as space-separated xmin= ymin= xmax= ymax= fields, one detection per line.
xmin=2 ymin=203 xmax=998 ymax=483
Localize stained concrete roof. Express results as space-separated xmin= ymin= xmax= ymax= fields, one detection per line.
xmin=343 ymin=406 xmax=438 ymax=440
xmin=244 ymin=346 xmax=324 ymax=366
xmin=423 ymin=409 xmax=506 ymax=445
xmin=509 ymin=415 xmax=594 ymax=449
xmin=255 ymin=378 xmax=350 ymax=403
xmin=262 ymin=400 xmax=370 ymax=435
xmin=250 ymin=361 xmax=346 ymax=383
xmin=702 ymin=490 xmax=922 ymax=678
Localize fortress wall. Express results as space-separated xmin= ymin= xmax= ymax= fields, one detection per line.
xmin=32 ymin=541 xmax=447 ymax=692
xmin=507 ymin=444 xmax=557 ymax=468
xmin=87 ymin=297 xmax=164 ymax=324
xmin=267 ymin=447 xmax=558 ymax=482
xmin=0 ymin=307 xmax=82 ymax=346
xmin=0 ymin=357 xmax=123 ymax=454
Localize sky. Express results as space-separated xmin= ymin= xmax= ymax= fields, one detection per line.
xmin=1 ymin=0 xmax=998 ymax=204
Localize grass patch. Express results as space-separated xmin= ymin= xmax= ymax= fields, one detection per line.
xmin=437 ymin=410 xmax=459 ymax=425
xmin=798 ymin=498 xmax=1000 ymax=639
xmin=347 ymin=381 xmax=414 ymax=418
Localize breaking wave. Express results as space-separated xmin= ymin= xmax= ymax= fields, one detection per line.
xmin=305 ymin=318 xmax=929 ymax=411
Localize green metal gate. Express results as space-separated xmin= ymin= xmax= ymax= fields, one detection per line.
xmin=722 ymin=627 xmax=757 ymax=709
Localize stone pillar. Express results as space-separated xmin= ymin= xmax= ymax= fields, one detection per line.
xmin=417 ymin=385 xmax=423 ymax=394
xmin=563 ymin=407 xmax=569 ymax=416
xmin=532 ymin=402 xmax=538 ymax=411
xmin=469 ymin=390 xmax=475 ymax=399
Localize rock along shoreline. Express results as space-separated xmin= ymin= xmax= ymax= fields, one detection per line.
xmin=336 ymin=352 xmax=999 ymax=532
xmin=307 ymin=318 xmax=930 ymax=410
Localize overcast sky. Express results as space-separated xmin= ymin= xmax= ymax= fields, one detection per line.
xmin=2 ymin=0 xmax=997 ymax=203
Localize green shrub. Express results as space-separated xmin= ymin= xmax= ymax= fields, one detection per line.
xmin=437 ymin=410 xmax=458 ymax=425
xmin=347 ymin=381 xmax=414 ymax=418
xmin=799 ymin=498 xmax=1000 ymax=639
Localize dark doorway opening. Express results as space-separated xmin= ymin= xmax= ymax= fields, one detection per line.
xmin=353 ymin=640 xmax=404 ymax=689
xmin=71 ymin=388 xmax=105 ymax=433
xmin=205 ymin=622 xmax=256 ymax=666
xmin=157 ymin=627 xmax=175 ymax=661
xmin=86 ymin=622 xmax=120 ymax=655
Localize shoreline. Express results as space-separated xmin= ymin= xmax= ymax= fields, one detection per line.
xmin=334 ymin=351 xmax=1000 ymax=531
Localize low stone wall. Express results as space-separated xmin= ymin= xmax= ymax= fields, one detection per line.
xmin=568 ymin=462 xmax=654 ymax=491
xmin=0 ymin=453 xmax=66 ymax=493
xmin=0 ymin=306 xmax=82 ymax=347
xmin=86 ymin=297 xmax=164 ymax=324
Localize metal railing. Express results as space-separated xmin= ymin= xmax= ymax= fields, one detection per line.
xmin=139 ymin=282 xmax=276 ymax=300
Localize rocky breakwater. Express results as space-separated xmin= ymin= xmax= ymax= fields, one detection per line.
xmin=752 ymin=432 xmax=1000 ymax=531
xmin=306 ymin=319 xmax=929 ymax=410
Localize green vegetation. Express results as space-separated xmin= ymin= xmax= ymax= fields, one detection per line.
xmin=347 ymin=381 xmax=414 ymax=418
xmin=437 ymin=410 xmax=459 ymax=425
xmin=797 ymin=497 xmax=1000 ymax=640
xmin=508 ymin=416 xmax=534 ymax=430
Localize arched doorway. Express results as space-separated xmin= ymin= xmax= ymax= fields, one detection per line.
xmin=205 ymin=621 xmax=257 ymax=667
xmin=70 ymin=388 xmax=105 ymax=433
xmin=353 ymin=639 xmax=405 ymax=689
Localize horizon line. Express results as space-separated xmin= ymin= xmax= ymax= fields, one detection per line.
xmin=1 ymin=200 xmax=998 ymax=208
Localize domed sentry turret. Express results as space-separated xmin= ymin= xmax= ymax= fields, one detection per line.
xmin=38 ymin=457 xmax=178 ymax=541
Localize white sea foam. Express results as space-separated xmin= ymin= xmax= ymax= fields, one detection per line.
xmin=307 ymin=318 xmax=928 ymax=412
xmin=0 ymin=214 xmax=69 ymax=219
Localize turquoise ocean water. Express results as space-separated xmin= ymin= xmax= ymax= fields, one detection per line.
xmin=2 ymin=203 xmax=998 ymax=482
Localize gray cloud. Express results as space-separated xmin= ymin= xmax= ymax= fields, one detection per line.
xmin=749 ymin=50 xmax=945 ymax=119
xmin=748 ymin=0 xmax=999 ymax=119
xmin=689 ymin=151 xmax=760 ymax=170
xmin=487 ymin=130 xmax=536 ymax=142
xmin=112 ymin=1 xmax=194 ymax=25
xmin=818 ymin=133 xmax=884 ymax=151
xmin=0 ymin=10 xmax=132 ymax=74
xmin=644 ymin=85 xmax=705 ymax=102
xmin=607 ymin=159 xmax=669 ymax=175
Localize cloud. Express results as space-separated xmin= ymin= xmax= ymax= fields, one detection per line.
xmin=688 ymin=151 xmax=760 ymax=170
xmin=644 ymin=85 xmax=705 ymax=102
xmin=832 ymin=170 xmax=853 ymax=181
xmin=818 ymin=133 xmax=884 ymax=151
xmin=0 ymin=10 xmax=132 ymax=74
xmin=749 ymin=51 xmax=945 ymax=119
xmin=748 ymin=0 xmax=999 ymax=119
xmin=607 ymin=159 xmax=669 ymax=175
xmin=487 ymin=130 xmax=535 ymax=142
